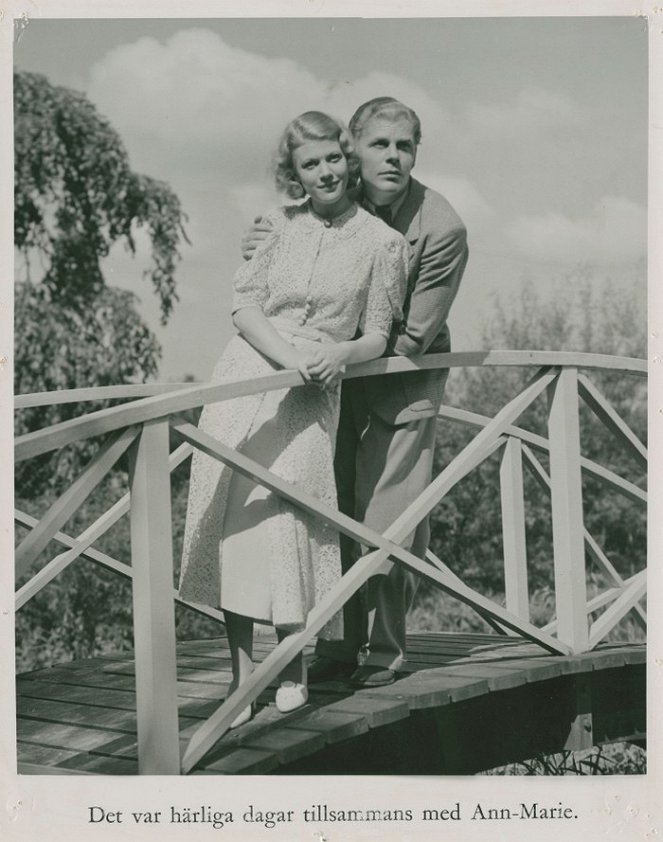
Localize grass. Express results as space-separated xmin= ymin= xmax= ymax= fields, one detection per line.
xmin=407 ymin=582 xmax=645 ymax=645
xmin=481 ymin=742 xmax=646 ymax=776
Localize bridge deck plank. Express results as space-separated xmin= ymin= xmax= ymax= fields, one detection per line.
xmin=288 ymin=709 xmax=371 ymax=743
xmin=18 ymin=742 xmax=138 ymax=775
xmin=15 ymin=632 xmax=645 ymax=775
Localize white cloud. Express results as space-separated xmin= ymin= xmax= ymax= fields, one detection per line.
xmin=87 ymin=30 xmax=583 ymax=222
xmin=507 ymin=196 xmax=646 ymax=265
xmin=81 ymin=28 xmax=642 ymax=379
xmin=466 ymin=87 xmax=582 ymax=138
xmin=87 ymin=31 xmax=456 ymax=185
xmin=414 ymin=170 xmax=495 ymax=232
xmin=326 ymin=70 xmax=452 ymax=127
xmin=88 ymin=29 xmax=323 ymax=180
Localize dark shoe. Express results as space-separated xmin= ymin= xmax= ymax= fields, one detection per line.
xmin=350 ymin=665 xmax=397 ymax=688
xmin=306 ymin=656 xmax=355 ymax=683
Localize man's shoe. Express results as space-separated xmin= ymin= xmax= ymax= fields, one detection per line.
xmin=306 ymin=656 xmax=355 ymax=684
xmin=350 ymin=665 xmax=397 ymax=688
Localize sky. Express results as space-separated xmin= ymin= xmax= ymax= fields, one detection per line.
xmin=13 ymin=16 xmax=648 ymax=381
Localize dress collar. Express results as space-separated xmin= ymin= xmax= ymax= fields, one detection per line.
xmin=294 ymin=199 xmax=366 ymax=239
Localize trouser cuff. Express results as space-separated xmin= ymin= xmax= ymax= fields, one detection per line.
xmin=360 ymin=652 xmax=407 ymax=672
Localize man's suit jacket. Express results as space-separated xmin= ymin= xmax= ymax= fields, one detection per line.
xmin=362 ymin=177 xmax=469 ymax=425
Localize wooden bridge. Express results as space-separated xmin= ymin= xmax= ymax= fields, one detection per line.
xmin=14 ymin=351 xmax=647 ymax=775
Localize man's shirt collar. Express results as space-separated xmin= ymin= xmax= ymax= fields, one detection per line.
xmin=362 ymin=180 xmax=411 ymax=224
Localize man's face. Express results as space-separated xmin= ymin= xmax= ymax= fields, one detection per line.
xmin=355 ymin=116 xmax=417 ymax=204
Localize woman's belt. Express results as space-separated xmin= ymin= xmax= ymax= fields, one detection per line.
xmin=268 ymin=316 xmax=333 ymax=343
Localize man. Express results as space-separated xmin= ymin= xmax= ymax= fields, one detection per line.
xmin=243 ymin=97 xmax=469 ymax=687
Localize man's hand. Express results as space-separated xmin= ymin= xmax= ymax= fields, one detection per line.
xmin=241 ymin=215 xmax=274 ymax=261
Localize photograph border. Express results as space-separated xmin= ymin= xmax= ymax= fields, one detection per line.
xmin=1 ymin=1 xmax=661 ymax=839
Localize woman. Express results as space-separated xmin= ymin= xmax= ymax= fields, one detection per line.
xmin=179 ymin=111 xmax=408 ymax=723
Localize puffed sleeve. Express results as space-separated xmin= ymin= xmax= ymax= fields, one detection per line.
xmin=231 ymin=208 xmax=286 ymax=315
xmin=359 ymin=233 xmax=408 ymax=338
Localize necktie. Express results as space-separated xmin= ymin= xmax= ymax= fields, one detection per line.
xmin=374 ymin=204 xmax=393 ymax=227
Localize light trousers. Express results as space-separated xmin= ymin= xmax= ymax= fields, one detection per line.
xmin=316 ymin=378 xmax=437 ymax=671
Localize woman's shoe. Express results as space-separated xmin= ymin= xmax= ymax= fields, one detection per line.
xmin=225 ymin=680 xmax=255 ymax=729
xmin=229 ymin=702 xmax=254 ymax=730
xmin=275 ymin=681 xmax=308 ymax=714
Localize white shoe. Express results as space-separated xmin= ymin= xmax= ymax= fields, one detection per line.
xmin=275 ymin=681 xmax=308 ymax=713
xmin=229 ymin=703 xmax=254 ymax=729
xmin=225 ymin=679 xmax=255 ymax=729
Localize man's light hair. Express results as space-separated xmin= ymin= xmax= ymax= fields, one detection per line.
xmin=349 ymin=97 xmax=422 ymax=145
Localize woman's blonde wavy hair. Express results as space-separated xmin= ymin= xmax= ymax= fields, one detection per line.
xmin=273 ymin=111 xmax=360 ymax=200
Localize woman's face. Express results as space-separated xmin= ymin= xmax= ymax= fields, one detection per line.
xmin=292 ymin=139 xmax=350 ymax=213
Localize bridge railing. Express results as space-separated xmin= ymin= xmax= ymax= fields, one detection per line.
xmin=14 ymin=350 xmax=647 ymax=773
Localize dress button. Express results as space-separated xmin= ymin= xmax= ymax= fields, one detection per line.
xmin=323 ymin=219 xmax=332 ymax=228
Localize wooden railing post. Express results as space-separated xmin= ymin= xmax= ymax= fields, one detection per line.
xmin=128 ymin=418 xmax=180 ymax=774
xmin=547 ymin=368 xmax=589 ymax=652
xmin=500 ymin=437 xmax=529 ymax=623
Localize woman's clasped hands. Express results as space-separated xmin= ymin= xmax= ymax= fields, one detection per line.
xmin=295 ymin=343 xmax=348 ymax=388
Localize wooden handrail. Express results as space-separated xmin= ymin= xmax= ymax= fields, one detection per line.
xmin=14 ymin=350 xmax=647 ymax=410
xmin=14 ymin=352 xmax=646 ymax=462
xmin=14 ymin=352 xmax=647 ymax=463
xmin=14 ymin=508 xmax=225 ymax=623
xmin=170 ymin=418 xmax=551 ymax=648
xmin=587 ymin=570 xmax=647 ymax=649
xmin=437 ymin=405 xmax=646 ymax=505
xmin=15 ymin=426 xmax=140 ymax=577
xmin=14 ymin=382 xmax=195 ymax=409
xmin=520 ymin=443 xmax=647 ymax=631
xmin=577 ymin=373 xmax=647 ymax=468
xmin=178 ymin=365 xmax=568 ymax=770
xmin=14 ymin=442 xmax=195 ymax=609
xmin=13 ymin=352 xmax=647 ymax=773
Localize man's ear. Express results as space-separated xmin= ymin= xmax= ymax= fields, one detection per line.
xmin=411 ymin=145 xmax=418 ymax=170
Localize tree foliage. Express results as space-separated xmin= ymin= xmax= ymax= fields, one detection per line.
xmin=14 ymin=281 xmax=161 ymax=496
xmin=14 ymin=70 xmax=187 ymax=322
xmin=14 ymin=70 xmax=189 ymax=496
xmin=13 ymin=71 xmax=202 ymax=669
xmin=426 ymin=269 xmax=646 ymax=600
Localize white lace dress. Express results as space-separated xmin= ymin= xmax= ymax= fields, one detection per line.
xmin=178 ymin=201 xmax=407 ymax=638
